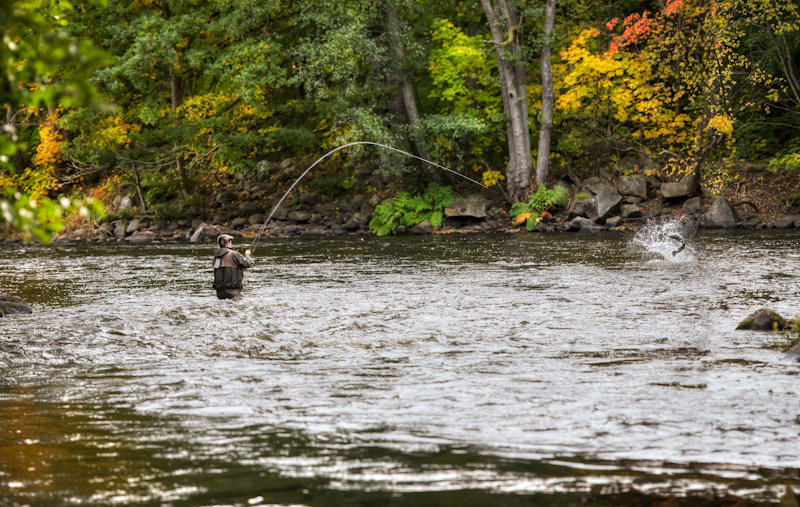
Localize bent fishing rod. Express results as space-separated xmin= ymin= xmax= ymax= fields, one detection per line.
xmin=248 ymin=141 xmax=497 ymax=255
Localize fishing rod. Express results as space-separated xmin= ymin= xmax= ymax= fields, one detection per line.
xmin=248 ymin=141 xmax=498 ymax=255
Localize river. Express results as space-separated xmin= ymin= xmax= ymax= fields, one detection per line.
xmin=1 ymin=228 xmax=799 ymax=505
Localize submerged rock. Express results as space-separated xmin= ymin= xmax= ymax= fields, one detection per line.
xmin=0 ymin=294 xmax=32 ymax=316
xmin=567 ymin=216 xmax=595 ymax=231
xmin=736 ymin=308 xmax=787 ymax=331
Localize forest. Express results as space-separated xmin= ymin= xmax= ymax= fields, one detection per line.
xmin=3 ymin=0 xmax=800 ymax=240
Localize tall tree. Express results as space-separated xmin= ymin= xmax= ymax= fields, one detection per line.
xmin=535 ymin=0 xmax=556 ymax=185
xmin=479 ymin=0 xmax=533 ymax=202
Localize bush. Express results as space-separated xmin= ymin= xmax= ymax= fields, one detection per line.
xmin=370 ymin=183 xmax=458 ymax=236
xmin=509 ymin=184 xmax=569 ymax=231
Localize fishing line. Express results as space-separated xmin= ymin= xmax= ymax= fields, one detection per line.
xmin=248 ymin=141 xmax=497 ymax=255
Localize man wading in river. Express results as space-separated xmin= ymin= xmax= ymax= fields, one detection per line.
xmin=212 ymin=234 xmax=254 ymax=300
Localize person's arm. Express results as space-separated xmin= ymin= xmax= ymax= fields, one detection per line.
xmin=234 ymin=250 xmax=254 ymax=269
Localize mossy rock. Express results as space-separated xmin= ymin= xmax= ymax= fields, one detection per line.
xmin=575 ymin=193 xmax=592 ymax=201
xmin=736 ymin=308 xmax=787 ymax=331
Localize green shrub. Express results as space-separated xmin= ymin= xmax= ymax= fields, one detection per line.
xmin=369 ymin=183 xmax=458 ymax=236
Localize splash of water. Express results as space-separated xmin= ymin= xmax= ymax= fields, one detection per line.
xmin=633 ymin=219 xmax=697 ymax=263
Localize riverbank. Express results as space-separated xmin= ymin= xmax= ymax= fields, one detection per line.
xmin=21 ymin=160 xmax=800 ymax=244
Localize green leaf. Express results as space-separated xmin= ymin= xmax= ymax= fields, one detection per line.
xmin=510 ymin=201 xmax=532 ymax=217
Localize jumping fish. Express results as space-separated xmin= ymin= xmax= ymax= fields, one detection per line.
xmin=667 ymin=233 xmax=685 ymax=257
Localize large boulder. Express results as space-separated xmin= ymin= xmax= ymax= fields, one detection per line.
xmin=589 ymin=183 xmax=623 ymax=222
xmin=125 ymin=231 xmax=158 ymax=242
xmin=0 ymin=295 xmax=32 ymax=316
xmin=661 ymin=175 xmax=693 ymax=200
xmin=699 ymin=198 xmax=740 ymax=229
xmin=568 ymin=198 xmax=595 ymax=219
xmin=113 ymin=225 xmax=127 ymax=240
xmin=248 ymin=213 xmax=264 ymax=225
xmin=230 ymin=218 xmax=248 ymax=229
xmin=344 ymin=213 xmax=369 ymax=231
xmin=444 ymin=195 xmax=488 ymax=219
xmin=616 ymin=175 xmax=650 ymax=199
xmin=736 ymin=308 xmax=787 ymax=331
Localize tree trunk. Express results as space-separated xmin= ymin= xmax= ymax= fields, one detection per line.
xmin=162 ymin=0 xmax=191 ymax=195
xmin=132 ymin=163 xmax=147 ymax=213
xmin=535 ymin=0 xmax=556 ymax=186
xmin=480 ymin=0 xmax=532 ymax=202
xmin=385 ymin=3 xmax=439 ymax=182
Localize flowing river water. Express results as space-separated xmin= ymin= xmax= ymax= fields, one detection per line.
xmin=1 ymin=227 xmax=799 ymax=505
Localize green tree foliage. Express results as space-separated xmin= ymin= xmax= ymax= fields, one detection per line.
xmin=1 ymin=0 xmax=107 ymax=241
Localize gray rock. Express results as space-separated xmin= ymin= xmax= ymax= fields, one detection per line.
xmin=532 ymin=221 xmax=555 ymax=233
xmin=411 ymin=220 xmax=435 ymax=234
xmin=344 ymin=213 xmax=369 ymax=230
xmin=309 ymin=213 xmax=322 ymax=224
xmin=248 ymin=213 xmax=264 ymax=225
xmin=699 ymin=198 xmax=740 ymax=229
xmin=177 ymin=218 xmax=191 ymax=227
xmin=0 ymin=294 xmax=32 ymax=316
xmin=280 ymin=158 xmax=295 ymax=169
xmin=736 ymin=308 xmax=787 ymax=331
xmin=781 ymin=202 xmax=800 ymax=215
xmin=125 ymin=219 xmax=143 ymax=234
xmin=287 ymin=211 xmax=312 ymax=223
xmin=98 ymin=222 xmax=115 ymax=234
xmin=605 ymin=216 xmax=624 ymax=228
xmin=112 ymin=195 xmax=122 ymax=208
xmin=616 ymin=175 xmax=650 ymax=199
xmin=113 ymin=225 xmax=127 ymax=240
xmin=299 ymin=194 xmax=318 ymax=206
xmin=212 ymin=214 xmax=226 ymax=225
xmin=581 ymin=176 xmax=606 ymax=194
xmin=350 ymin=195 xmax=365 ymax=212
xmin=191 ymin=219 xmax=204 ymax=230
xmin=683 ymin=196 xmax=704 ymax=215
xmin=154 ymin=218 xmax=168 ymax=230
xmin=215 ymin=192 xmax=234 ymax=204
xmin=625 ymin=196 xmax=642 ymax=205
xmin=661 ymin=181 xmax=691 ymax=200
xmin=191 ymin=224 xmax=242 ymax=243
xmin=393 ymin=225 xmax=408 ymax=235
xmin=118 ymin=196 xmax=133 ymax=210
xmin=444 ymin=195 xmax=488 ymax=219
xmin=568 ymin=198 xmax=595 ymax=220
xmin=741 ymin=220 xmax=761 ymax=229
xmin=239 ymin=201 xmax=261 ymax=214
xmin=230 ymin=218 xmax=248 ymax=229
xmin=621 ymin=204 xmax=642 ymax=219
xmin=590 ymin=183 xmax=623 ymax=222
xmin=315 ymin=204 xmax=334 ymax=217
xmin=773 ymin=215 xmax=800 ymax=229
xmin=785 ymin=343 xmax=800 ymax=362
xmin=567 ymin=216 xmax=595 ymax=231
xmin=125 ymin=230 xmax=158 ymax=242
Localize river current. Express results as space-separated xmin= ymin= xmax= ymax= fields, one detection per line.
xmin=1 ymin=229 xmax=799 ymax=505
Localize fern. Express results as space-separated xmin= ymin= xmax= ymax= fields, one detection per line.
xmin=529 ymin=184 xmax=569 ymax=212
xmin=369 ymin=184 xmax=460 ymax=235
xmin=525 ymin=213 xmax=540 ymax=231
xmin=509 ymin=201 xmax=532 ymax=218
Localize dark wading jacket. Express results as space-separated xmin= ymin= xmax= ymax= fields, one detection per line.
xmin=212 ymin=248 xmax=253 ymax=291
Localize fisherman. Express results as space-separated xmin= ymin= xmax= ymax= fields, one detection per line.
xmin=212 ymin=234 xmax=254 ymax=300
